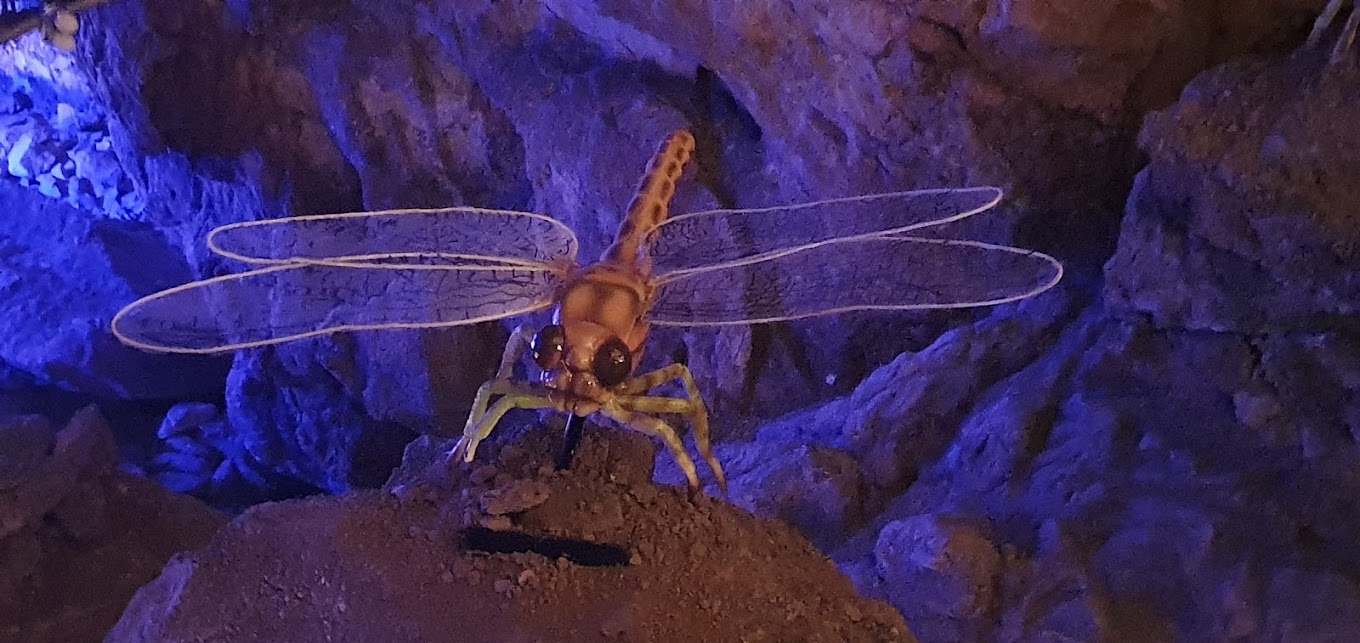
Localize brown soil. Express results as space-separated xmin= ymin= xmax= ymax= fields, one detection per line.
xmin=1 ymin=471 xmax=228 ymax=643
xmin=107 ymin=419 xmax=914 ymax=642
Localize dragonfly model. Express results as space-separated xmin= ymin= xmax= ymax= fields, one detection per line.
xmin=111 ymin=129 xmax=1064 ymax=493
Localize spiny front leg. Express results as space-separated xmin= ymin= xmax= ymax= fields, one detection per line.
xmin=599 ymin=403 xmax=701 ymax=491
xmin=449 ymin=324 xmax=546 ymax=464
xmin=449 ymin=391 xmax=555 ymax=464
xmin=620 ymin=363 xmax=727 ymax=494
xmin=462 ymin=324 xmax=538 ymax=430
xmin=616 ymin=394 xmax=728 ymax=495
xmin=463 ymin=379 xmax=540 ymax=438
xmin=1307 ymin=0 xmax=1359 ymax=63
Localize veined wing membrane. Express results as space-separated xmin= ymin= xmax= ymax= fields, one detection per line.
xmin=207 ymin=207 xmax=579 ymax=269
xmin=648 ymin=187 xmax=1003 ymax=278
xmin=648 ymin=236 xmax=1063 ymax=326
xmin=111 ymin=263 xmax=560 ymax=354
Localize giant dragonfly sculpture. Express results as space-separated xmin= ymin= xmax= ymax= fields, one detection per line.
xmin=112 ymin=130 xmax=1063 ymax=494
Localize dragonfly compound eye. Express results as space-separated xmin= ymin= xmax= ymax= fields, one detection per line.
xmin=592 ymin=337 xmax=633 ymax=387
xmin=532 ymin=325 xmax=565 ymax=369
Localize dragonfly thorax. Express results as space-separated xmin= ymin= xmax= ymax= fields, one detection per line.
xmin=553 ymin=263 xmax=651 ymax=348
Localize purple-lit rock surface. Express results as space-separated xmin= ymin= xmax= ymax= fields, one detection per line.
xmin=875 ymin=515 xmax=1002 ymax=642
xmin=0 ymin=0 xmax=1357 ymax=640
xmin=0 ymin=180 xmax=227 ymax=399
xmin=1105 ymin=57 xmax=1360 ymax=332
xmin=33 ymin=0 xmax=1320 ymax=498
xmin=667 ymin=49 xmax=1360 ymax=640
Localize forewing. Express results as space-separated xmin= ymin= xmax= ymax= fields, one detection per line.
xmin=648 ymin=187 xmax=1002 ymax=277
xmin=648 ymin=236 xmax=1062 ymax=326
xmin=207 ymin=207 xmax=578 ymax=269
xmin=112 ymin=263 xmax=559 ymax=354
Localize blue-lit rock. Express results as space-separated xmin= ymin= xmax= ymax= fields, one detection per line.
xmin=223 ymin=341 xmax=416 ymax=494
xmin=874 ymin=514 xmax=1002 ymax=642
xmin=0 ymin=180 xmax=227 ymax=398
xmin=0 ymin=1 xmax=1354 ymax=640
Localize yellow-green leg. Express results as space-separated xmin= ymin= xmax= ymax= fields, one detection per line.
xmin=599 ymin=402 xmax=701 ymax=491
xmin=462 ymin=324 xmax=539 ymax=434
xmin=464 ymin=379 xmax=539 ymax=435
xmin=619 ymin=364 xmax=727 ymax=494
xmin=495 ymin=324 xmax=537 ymax=379
xmin=617 ymin=394 xmax=728 ymax=495
xmin=450 ymin=391 xmax=555 ymax=464
xmin=1307 ymin=0 xmax=1359 ymax=62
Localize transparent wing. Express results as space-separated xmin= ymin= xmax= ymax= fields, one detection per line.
xmin=206 ymin=207 xmax=579 ymax=269
xmin=647 ymin=236 xmax=1063 ymax=326
xmin=111 ymin=263 xmax=561 ymax=354
xmin=648 ymin=187 xmax=1003 ymax=278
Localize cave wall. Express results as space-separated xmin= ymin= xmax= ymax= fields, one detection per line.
xmin=43 ymin=0 xmax=1320 ymax=488
xmin=4 ymin=0 xmax=1360 ymax=640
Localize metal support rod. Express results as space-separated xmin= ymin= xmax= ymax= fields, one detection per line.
xmin=555 ymin=413 xmax=587 ymax=470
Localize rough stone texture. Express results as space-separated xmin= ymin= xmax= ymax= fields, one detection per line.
xmin=875 ymin=515 xmax=1002 ymax=643
xmin=0 ymin=0 xmax=1356 ymax=640
xmin=0 ymin=408 xmax=116 ymax=540
xmin=223 ymin=342 xmax=418 ymax=494
xmin=781 ymin=263 xmax=1359 ymax=642
xmin=0 ymin=414 xmax=52 ymax=490
xmin=0 ymin=32 xmax=139 ymax=217
xmin=21 ymin=0 xmax=1316 ymax=498
xmin=148 ymin=401 xmax=326 ymax=510
xmin=538 ymin=0 xmax=1323 ymax=265
xmin=0 ymin=405 xmax=227 ymax=643
xmin=1105 ymin=55 xmax=1360 ymax=332
xmin=64 ymin=0 xmax=1326 ymax=438
xmin=707 ymin=439 xmax=867 ymax=550
xmin=0 ymin=180 xmax=227 ymax=399
xmin=106 ymin=420 xmax=913 ymax=643
xmin=72 ymin=2 xmax=534 ymax=494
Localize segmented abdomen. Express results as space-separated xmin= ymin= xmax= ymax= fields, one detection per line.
xmin=601 ymin=129 xmax=696 ymax=273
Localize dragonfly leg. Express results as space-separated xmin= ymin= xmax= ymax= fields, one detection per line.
xmin=449 ymin=391 xmax=554 ymax=464
xmin=458 ymin=324 xmax=540 ymax=437
xmin=495 ymin=324 xmax=537 ymax=380
xmin=619 ymin=364 xmax=727 ymax=494
xmin=599 ymin=403 xmax=701 ymax=492
xmin=1335 ymin=4 xmax=1360 ymax=62
xmin=464 ymin=379 xmax=538 ymax=434
xmin=1307 ymin=0 xmax=1359 ymax=62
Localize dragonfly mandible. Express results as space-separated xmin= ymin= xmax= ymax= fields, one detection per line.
xmin=111 ymin=129 xmax=1064 ymax=494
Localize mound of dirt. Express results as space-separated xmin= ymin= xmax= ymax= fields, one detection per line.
xmin=107 ymin=418 xmax=914 ymax=642
xmin=0 ymin=406 xmax=228 ymax=643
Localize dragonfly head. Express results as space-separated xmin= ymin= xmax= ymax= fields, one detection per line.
xmin=532 ymin=322 xmax=634 ymax=414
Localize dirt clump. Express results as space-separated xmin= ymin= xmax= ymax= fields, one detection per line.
xmin=108 ymin=418 xmax=914 ymax=642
